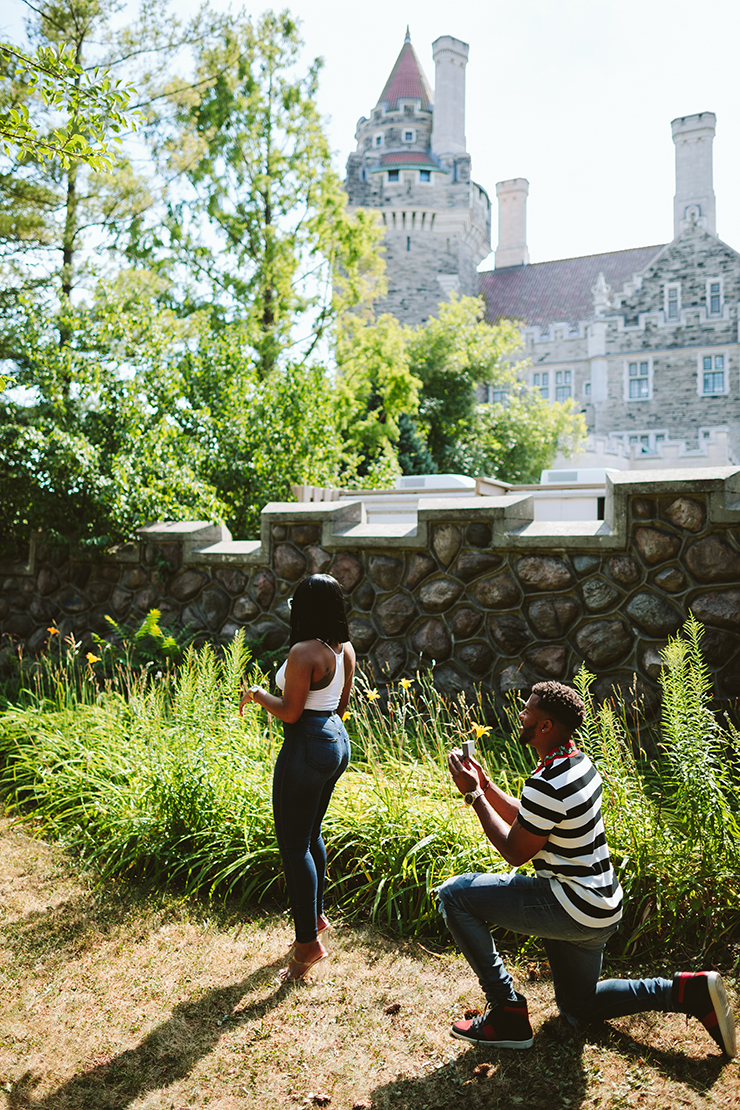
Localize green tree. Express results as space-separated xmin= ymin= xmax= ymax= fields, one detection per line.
xmin=334 ymin=312 xmax=420 ymax=485
xmin=171 ymin=317 xmax=346 ymax=537
xmin=462 ymin=390 xmax=586 ymax=483
xmin=0 ymin=288 xmax=225 ymax=555
xmin=406 ymin=294 xmax=522 ymax=471
xmin=0 ymin=39 xmax=138 ymax=168
xmin=405 ymin=294 xmax=585 ymax=478
xmin=0 ymin=0 xmax=204 ymax=356
xmin=155 ymin=8 xmax=384 ymax=374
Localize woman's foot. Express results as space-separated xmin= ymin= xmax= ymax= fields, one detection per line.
xmin=278 ymin=939 xmax=329 ymax=983
xmin=288 ymin=915 xmax=332 ymax=953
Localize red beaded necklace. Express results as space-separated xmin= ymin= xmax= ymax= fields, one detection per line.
xmin=535 ymin=739 xmax=579 ymax=774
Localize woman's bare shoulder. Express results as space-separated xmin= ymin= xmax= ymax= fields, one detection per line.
xmin=289 ymin=639 xmax=321 ymax=654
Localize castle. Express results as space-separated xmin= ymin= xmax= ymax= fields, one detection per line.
xmin=345 ymin=34 xmax=740 ymax=468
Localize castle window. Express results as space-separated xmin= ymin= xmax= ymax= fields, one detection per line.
xmin=699 ymin=352 xmax=727 ymax=395
xmin=627 ymin=360 xmax=650 ymax=399
xmin=612 ymin=429 xmax=666 ymax=455
xmin=707 ymin=279 xmax=723 ymax=316
xmin=406 ymin=236 xmax=410 ymax=252
xmin=555 ymin=370 xmax=571 ymax=402
xmin=533 ymin=372 xmax=549 ymax=399
xmin=388 ymin=169 xmax=399 ymax=182
xmin=374 ymin=133 xmax=383 ymax=147
xmin=419 ymin=170 xmax=430 ymax=182
xmin=665 ymin=283 xmax=680 ymax=320
xmin=403 ymin=129 xmax=415 ymax=143
xmin=583 ymin=381 xmax=592 ymax=398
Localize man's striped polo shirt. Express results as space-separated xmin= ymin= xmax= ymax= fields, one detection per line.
xmin=517 ymin=748 xmax=623 ymax=929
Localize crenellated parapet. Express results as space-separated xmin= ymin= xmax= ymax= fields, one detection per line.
xmin=4 ymin=469 xmax=740 ymax=706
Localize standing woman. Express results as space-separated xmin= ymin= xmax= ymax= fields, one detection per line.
xmin=240 ymin=574 xmax=355 ymax=982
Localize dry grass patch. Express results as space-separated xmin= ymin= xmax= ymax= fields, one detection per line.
xmin=0 ymin=817 xmax=738 ymax=1110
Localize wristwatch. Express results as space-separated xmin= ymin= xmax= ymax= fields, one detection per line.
xmin=464 ymin=786 xmax=485 ymax=806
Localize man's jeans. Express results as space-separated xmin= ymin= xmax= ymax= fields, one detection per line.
xmin=437 ymin=871 xmax=672 ymax=1027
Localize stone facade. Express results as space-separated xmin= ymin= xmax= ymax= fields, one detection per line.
xmin=514 ymin=223 xmax=740 ymax=460
xmin=4 ymin=470 xmax=740 ymax=709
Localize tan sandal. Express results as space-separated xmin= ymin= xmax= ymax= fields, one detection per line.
xmin=277 ymin=950 xmax=330 ymax=984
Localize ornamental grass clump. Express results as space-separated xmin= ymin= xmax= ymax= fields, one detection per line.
xmin=1 ymin=614 xmax=740 ymax=958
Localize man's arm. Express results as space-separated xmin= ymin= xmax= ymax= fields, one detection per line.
xmin=471 ymin=803 xmax=549 ymax=867
xmin=448 ymin=750 xmax=549 ymax=867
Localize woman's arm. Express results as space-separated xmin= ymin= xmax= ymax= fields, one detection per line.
xmin=336 ymin=642 xmax=356 ymax=718
xmin=240 ymin=643 xmax=315 ymax=724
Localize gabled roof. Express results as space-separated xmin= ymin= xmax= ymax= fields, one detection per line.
xmin=480 ymin=245 xmax=665 ymax=327
xmin=377 ymin=32 xmax=433 ymax=112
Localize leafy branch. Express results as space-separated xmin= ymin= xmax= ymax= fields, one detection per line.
xmin=0 ymin=41 xmax=142 ymax=168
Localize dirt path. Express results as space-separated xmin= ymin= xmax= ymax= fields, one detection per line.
xmin=0 ymin=817 xmax=738 ymax=1110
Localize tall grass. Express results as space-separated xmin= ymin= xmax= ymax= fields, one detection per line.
xmin=1 ymin=614 xmax=739 ymax=959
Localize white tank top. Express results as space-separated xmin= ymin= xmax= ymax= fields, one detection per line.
xmin=275 ymin=643 xmax=345 ymax=712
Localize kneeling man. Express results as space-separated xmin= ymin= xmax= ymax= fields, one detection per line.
xmin=438 ymin=681 xmax=736 ymax=1055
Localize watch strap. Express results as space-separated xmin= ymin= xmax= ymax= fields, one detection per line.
xmin=464 ymin=786 xmax=485 ymax=806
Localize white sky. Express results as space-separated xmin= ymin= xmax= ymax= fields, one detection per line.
xmin=5 ymin=0 xmax=740 ymax=267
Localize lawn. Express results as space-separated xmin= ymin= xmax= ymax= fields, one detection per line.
xmin=0 ymin=816 xmax=737 ymax=1110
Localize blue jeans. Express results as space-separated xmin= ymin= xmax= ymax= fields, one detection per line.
xmin=273 ymin=710 xmax=350 ymax=944
xmin=436 ymin=871 xmax=672 ymax=1027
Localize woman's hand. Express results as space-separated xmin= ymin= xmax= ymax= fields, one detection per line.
xmin=239 ymin=686 xmax=262 ymax=716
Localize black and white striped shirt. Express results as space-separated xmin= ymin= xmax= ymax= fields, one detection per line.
xmin=517 ymin=749 xmax=623 ymax=929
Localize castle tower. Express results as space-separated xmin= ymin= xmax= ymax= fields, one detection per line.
xmin=671 ymin=111 xmax=717 ymax=237
xmin=344 ymin=30 xmax=491 ymax=325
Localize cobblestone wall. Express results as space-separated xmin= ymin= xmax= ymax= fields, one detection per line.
xmin=4 ymin=470 xmax=740 ymax=707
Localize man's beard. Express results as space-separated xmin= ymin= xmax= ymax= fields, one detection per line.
xmin=518 ymin=724 xmax=535 ymax=748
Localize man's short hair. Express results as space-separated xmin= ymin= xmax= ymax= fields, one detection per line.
xmin=530 ymin=681 xmax=585 ymax=734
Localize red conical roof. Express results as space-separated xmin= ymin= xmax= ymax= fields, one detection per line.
xmin=377 ymin=32 xmax=433 ymax=111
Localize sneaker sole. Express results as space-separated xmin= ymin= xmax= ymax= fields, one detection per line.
xmin=707 ymin=972 xmax=737 ymax=1058
xmin=450 ymin=1028 xmax=534 ymax=1050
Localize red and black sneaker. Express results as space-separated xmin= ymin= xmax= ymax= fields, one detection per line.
xmin=672 ymin=972 xmax=737 ymax=1057
xmin=451 ymin=992 xmax=534 ymax=1049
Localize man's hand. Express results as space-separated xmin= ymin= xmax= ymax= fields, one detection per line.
xmin=448 ymin=749 xmax=488 ymax=796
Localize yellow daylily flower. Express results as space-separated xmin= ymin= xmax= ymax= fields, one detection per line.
xmin=366 ymin=688 xmax=380 ymax=702
xmin=342 ymin=710 xmax=352 ymax=721
xmin=86 ymin=652 xmax=101 ymax=664
xmin=47 ymin=626 xmax=59 ymax=635
xmin=399 ymin=678 xmax=412 ymax=690
xmin=473 ymin=724 xmax=492 ymax=740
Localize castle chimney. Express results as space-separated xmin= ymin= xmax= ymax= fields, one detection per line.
xmin=494 ymin=178 xmax=530 ymax=268
xmin=671 ymin=112 xmax=716 ymax=238
xmin=431 ymin=35 xmax=468 ymax=157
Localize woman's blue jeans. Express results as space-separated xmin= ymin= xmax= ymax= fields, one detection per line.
xmin=273 ymin=710 xmax=350 ymax=944
xmin=436 ymin=871 xmax=672 ymax=1027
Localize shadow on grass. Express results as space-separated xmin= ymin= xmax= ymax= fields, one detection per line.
xmin=0 ymin=871 xmax=282 ymax=976
xmin=1 ymin=889 xmax=136 ymax=972
xmin=367 ymin=1015 xmax=730 ymax=1110
xmin=8 ymin=959 xmax=291 ymax=1110
xmin=588 ymin=1021 xmax=728 ymax=1094
xmin=369 ymin=1016 xmax=588 ymax=1110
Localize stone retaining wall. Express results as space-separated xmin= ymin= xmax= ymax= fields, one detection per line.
xmin=3 ymin=468 xmax=740 ymax=706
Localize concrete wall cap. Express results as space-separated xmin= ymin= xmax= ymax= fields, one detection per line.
xmin=137 ymin=521 xmax=231 ymax=542
xmin=609 ymin=466 xmax=740 ymax=490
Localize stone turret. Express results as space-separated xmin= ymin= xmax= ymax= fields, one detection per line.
xmin=344 ymin=30 xmax=491 ymax=325
xmin=672 ymin=112 xmax=717 ymax=238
